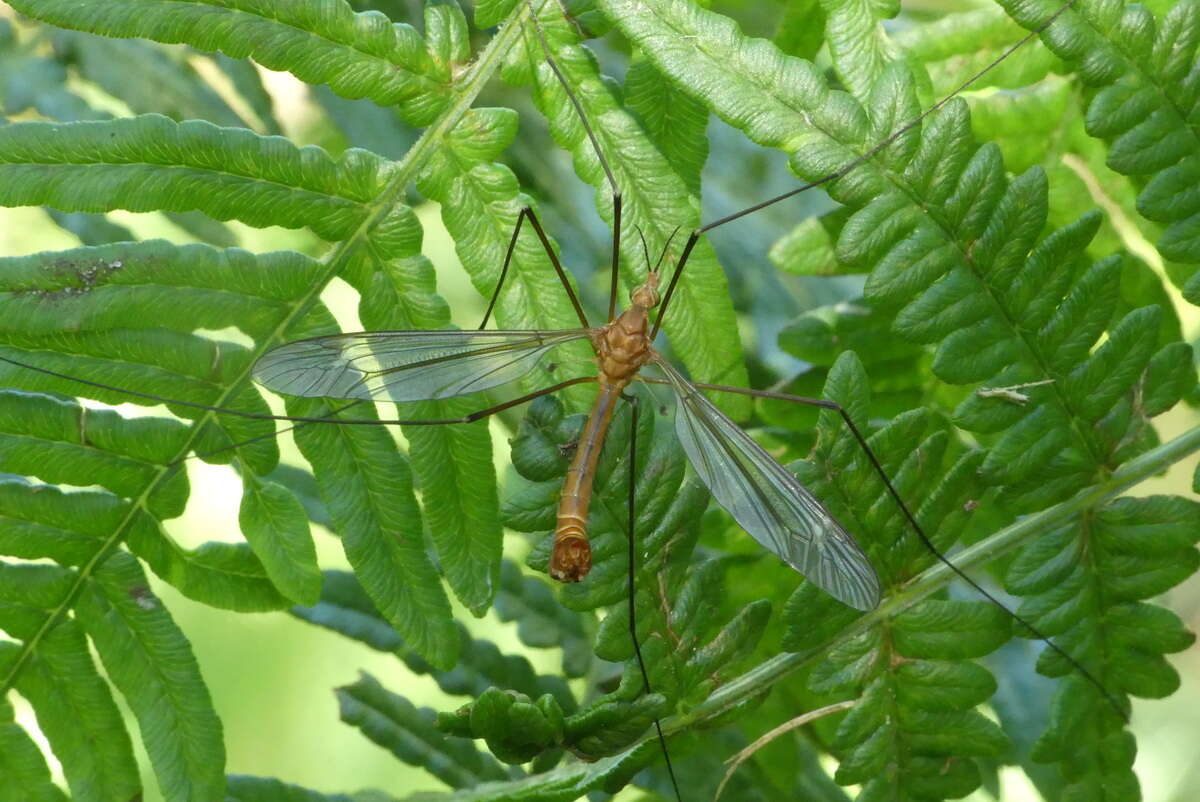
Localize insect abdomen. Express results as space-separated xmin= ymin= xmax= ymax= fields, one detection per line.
xmin=550 ymin=380 xmax=623 ymax=582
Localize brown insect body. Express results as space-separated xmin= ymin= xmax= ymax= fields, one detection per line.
xmin=549 ymin=274 xmax=661 ymax=582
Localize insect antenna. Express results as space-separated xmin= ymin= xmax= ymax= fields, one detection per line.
xmin=653 ymin=226 xmax=681 ymax=276
xmin=650 ymin=0 xmax=1081 ymax=338
xmin=636 ymin=225 xmax=653 ymax=272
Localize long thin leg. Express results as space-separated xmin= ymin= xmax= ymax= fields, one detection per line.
xmin=482 ymin=206 xmax=590 ymax=331
xmin=621 ymin=393 xmax=682 ymax=802
xmin=524 ymin=0 xmax=623 ymax=322
xmin=635 ymin=375 xmax=1129 ymax=721
xmin=649 ymin=1 xmax=1080 ymax=339
xmin=0 ymin=354 xmax=595 ymax=427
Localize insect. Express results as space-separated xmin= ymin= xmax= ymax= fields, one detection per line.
xmin=252 ymin=231 xmax=881 ymax=608
xmin=0 ymin=0 xmax=1190 ymax=799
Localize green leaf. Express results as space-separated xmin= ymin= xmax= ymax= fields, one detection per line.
xmin=599 ymin=0 xmax=843 ymax=151
xmin=624 ymin=54 xmax=709 ymax=197
xmin=0 ymin=699 xmax=67 ymax=802
xmin=0 ymin=562 xmax=76 ymax=630
xmin=211 ymin=53 xmax=284 ymax=136
xmin=0 ymin=241 xmax=326 ymax=344
xmin=11 ymin=620 xmax=140 ymax=801
xmin=476 ymin=0 xmax=519 ymax=29
xmin=74 ymin=552 xmax=224 ymax=802
xmin=0 ymin=117 xmax=385 ymax=240
xmin=820 ymin=0 xmax=903 ymax=103
xmin=125 ymin=515 xmax=290 ymax=613
xmin=775 ymin=0 xmax=828 ymax=59
xmin=238 ymin=473 xmax=322 ymax=606
xmin=8 ymin=0 xmax=452 ymax=124
xmin=769 ymin=215 xmax=842 ymax=276
xmin=44 ymin=210 xmax=134 ymax=246
xmin=685 ymin=597 xmax=771 ymax=682
xmin=892 ymin=600 xmax=1013 ymax=659
xmin=290 ymin=399 xmax=460 ymax=670
xmin=1141 ymin=341 xmax=1197 ymax=415
xmin=56 ymin=33 xmax=250 ymax=129
xmin=998 ymin=0 xmax=1200 ymax=267
xmin=351 ymin=206 xmax=503 ymax=615
xmin=0 ymin=481 xmax=117 ymax=567
xmin=441 ymin=686 xmax=568 ymax=764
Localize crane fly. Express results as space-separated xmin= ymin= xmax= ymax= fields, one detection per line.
xmin=251 ymin=264 xmax=881 ymax=609
xmin=0 ymin=0 xmax=1138 ymax=796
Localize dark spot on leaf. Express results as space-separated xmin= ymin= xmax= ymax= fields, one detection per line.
xmin=128 ymin=585 xmax=158 ymax=610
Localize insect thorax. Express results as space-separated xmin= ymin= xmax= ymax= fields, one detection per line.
xmin=595 ymin=306 xmax=653 ymax=383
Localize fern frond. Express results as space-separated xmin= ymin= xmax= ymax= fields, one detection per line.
xmin=0 ymin=4 xmax=545 ymax=795
xmin=338 ymin=673 xmax=511 ymax=789
xmin=0 ymin=1 xmax=1196 ymax=799
xmin=79 ymin=552 xmax=226 ymax=799
xmin=0 ymin=697 xmax=69 ymax=802
xmin=0 ymin=586 xmax=139 ymax=799
xmin=293 ymin=570 xmax=574 ymax=707
xmin=999 ymin=0 xmax=1200 ymax=283
xmin=506 ymin=4 xmax=751 ymax=414
xmin=605 ymin=0 xmax=1198 ymax=798
xmin=0 ymin=117 xmax=387 ymax=239
xmin=8 ymin=0 xmax=452 ymax=123
xmin=225 ymin=774 xmax=396 ymax=802
xmin=0 ymin=552 xmax=225 ymax=799
xmin=496 ymin=392 xmax=769 ymax=772
xmin=776 ymin=353 xmax=1010 ymax=796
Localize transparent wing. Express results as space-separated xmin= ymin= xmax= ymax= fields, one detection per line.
xmin=254 ymin=329 xmax=594 ymax=402
xmin=654 ymin=357 xmax=881 ymax=611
